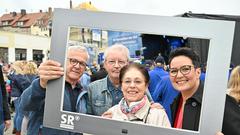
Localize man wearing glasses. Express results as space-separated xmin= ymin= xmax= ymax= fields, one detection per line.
xmin=87 ymin=44 xmax=129 ymax=116
xmin=20 ymin=45 xmax=89 ymax=135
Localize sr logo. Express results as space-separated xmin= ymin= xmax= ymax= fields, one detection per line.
xmin=60 ymin=114 xmax=77 ymax=130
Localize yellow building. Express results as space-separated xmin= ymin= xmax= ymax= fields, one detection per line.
xmin=0 ymin=31 xmax=50 ymax=63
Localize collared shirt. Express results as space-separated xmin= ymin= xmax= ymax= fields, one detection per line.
xmin=65 ymin=81 xmax=82 ymax=112
xmin=107 ymin=77 xmax=123 ymax=106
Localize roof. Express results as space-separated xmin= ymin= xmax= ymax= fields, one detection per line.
xmin=0 ymin=11 xmax=51 ymax=28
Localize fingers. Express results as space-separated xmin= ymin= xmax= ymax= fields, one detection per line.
xmin=38 ymin=60 xmax=64 ymax=88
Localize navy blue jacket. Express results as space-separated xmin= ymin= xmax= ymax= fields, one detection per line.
xmin=152 ymin=76 xmax=179 ymax=124
xmin=20 ymin=78 xmax=88 ymax=135
xmin=148 ymin=67 xmax=168 ymax=95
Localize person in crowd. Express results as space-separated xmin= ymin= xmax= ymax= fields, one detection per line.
xmin=90 ymin=63 xmax=108 ymax=82
xmin=87 ymin=44 xmax=130 ymax=116
xmin=8 ymin=61 xmax=34 ymax=135
xmin=18 ymin=61 xmax=38 ymax=135
xmin=80 ymin=70 xmax=91 ymax=91
xmin=144 ymin=60 xmax=153 ymax=71
xmin=0 ymin=64 xmax=11 ymax=135
xmin=20 ymin=45 xmax=89 ymax=135
xmin=90 ymin=61 xmax=98 ymax=75
xmin=148 ymin=55 xmax=168 ymax=95
xmin=168 ymin=47 xmax=204 ymax=130
xmin=168 ymin=47 xmax=226 ymax=135
xmin=2 ymin=63 xmax=12 ymax=108
xmin=103 ymin=63 xmax=171 ymax=127
xmin=88 ymin=44 xmax=153 ymax=116
xmin=199 ymin=63 xmax=206 ymax=81
xmin=152 ymin=76 xmax=179 ymax=124
xmin=222 ymin=65 xmax=240 ymax=135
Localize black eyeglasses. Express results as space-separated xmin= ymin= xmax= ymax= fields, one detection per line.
xmin=68 ymin=58 xmax=87 ymax=68
xmin=169 ymin=65 xmax=194 ymax=77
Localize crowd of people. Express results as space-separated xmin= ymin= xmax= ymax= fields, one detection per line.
xmin=0 ymin=44 xmax=239 ymax=135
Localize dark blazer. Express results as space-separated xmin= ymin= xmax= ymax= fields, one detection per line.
xmin=222 ymin=95 xmax=240 ymax=135
xmin=171 ymin=81 xmax=203 ymax=131
xmin=0 ymin=65 xmax=11 ymax=122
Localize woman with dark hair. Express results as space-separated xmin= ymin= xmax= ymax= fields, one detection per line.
xmin=103 ymin=63 xmax=170 ymax=127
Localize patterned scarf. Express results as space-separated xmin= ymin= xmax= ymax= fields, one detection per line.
xmin=120 ymin=95 xmax=147 ymax=114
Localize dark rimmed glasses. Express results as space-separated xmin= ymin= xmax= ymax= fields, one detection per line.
xmin=68 ymin=58 xmax=87 ymax=68
xmin=169 ymin=65 xmax=194 ymax=77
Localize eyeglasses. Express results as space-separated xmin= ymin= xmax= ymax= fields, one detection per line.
xmin=122 ymin=80 xmax=144 ymax=86
xmin=106 ymin=60 xmax=127 ymax=67
xmin=169 ymin=65 xmax=194 ymax=77
xmin=68 ymin=58 xmax=87 ymax=68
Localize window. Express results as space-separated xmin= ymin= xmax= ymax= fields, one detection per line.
xmin=17 ymin=21 xmax=24 ymax=26
xmin=2 ymin=21 xmax=9 ymax=26
xmin=15 ymin=48 xmax=27 ymax=60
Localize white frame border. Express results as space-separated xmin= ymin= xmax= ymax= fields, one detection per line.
xmin=44 ymin=8 xmax=235 ymax=135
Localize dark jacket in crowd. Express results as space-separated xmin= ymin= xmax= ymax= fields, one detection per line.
xmin=90 ymin=68 xmax=108 ymax=82
xmin=222 ymin=95 xmax=240 ymax=135
xmin=0 ymin=65 xmax=11 ymax=124
xmin=8 ymin=73 xmax=36 ymax=97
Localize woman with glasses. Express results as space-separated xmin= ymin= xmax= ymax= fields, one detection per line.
xmin=103 ymin=63 xmax=171 ymax=127
xmin=168 ymin=47 xmax=202 ymax=131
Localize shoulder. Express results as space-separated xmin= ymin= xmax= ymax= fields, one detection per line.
xmin=89 ymin=77 xmax=107 ymax=86
xmin=88 ymin=77 xmax=108 ymax=94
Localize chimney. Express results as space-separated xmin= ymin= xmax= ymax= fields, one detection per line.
xmin=70 ymin=0 xmax=72 ymax=9
xmin=48 ymin=7 xmax=52 ymax=15
xmin=12 ymin=12 xmax=17 ymax=17
xmin=20 ymin=9 xmax=26 ymax=16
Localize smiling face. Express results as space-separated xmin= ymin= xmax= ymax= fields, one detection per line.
xmin=169 ymin=55 xmax=201 ymax=93
xmin=121 ymin=67 xmax=148 ymax=104
xmin=65 ymin=49 xmax=88 ymax=84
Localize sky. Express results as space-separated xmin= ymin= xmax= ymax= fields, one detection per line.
xmin=1 ymin=0 xmax=240 ymax=16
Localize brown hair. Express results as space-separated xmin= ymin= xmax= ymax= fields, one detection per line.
xmin=119 ymin=63 xmax=150 ymax=84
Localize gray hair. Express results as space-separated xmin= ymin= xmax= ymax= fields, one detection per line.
xmin=103 ymin=43 xmax=130 ymax=62
xmin=68 ymin=45 xmax=90 ymax=60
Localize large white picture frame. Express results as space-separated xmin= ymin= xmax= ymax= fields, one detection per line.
xmin=44 ymin=8 xmax=235 ymax=135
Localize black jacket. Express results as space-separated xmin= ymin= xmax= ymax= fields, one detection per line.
xmin=171 ymin=81 xmax=203 ymax=131
xmin=0 ymin=65 xmax=11 ymax=121
xmin=222 ymin=95 xmax=240 ymax=135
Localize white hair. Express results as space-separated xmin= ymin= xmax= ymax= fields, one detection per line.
xmin=103 ymin=43 xmax=130 ymax=61
xmin=68 ymin=45 xmax=90 ymax=60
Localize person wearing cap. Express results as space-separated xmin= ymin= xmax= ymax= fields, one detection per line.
xmin=148 ymin=55 xmax=168 ymax=95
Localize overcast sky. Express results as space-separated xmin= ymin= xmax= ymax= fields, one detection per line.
xmin=1 ymin=0 xmax=240 ymax=16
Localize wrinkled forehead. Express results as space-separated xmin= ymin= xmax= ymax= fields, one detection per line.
xmin=68 ymin=49 xmax=88 ymax=61
xmin=105 ymin=50 xmax=128 ymax=61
